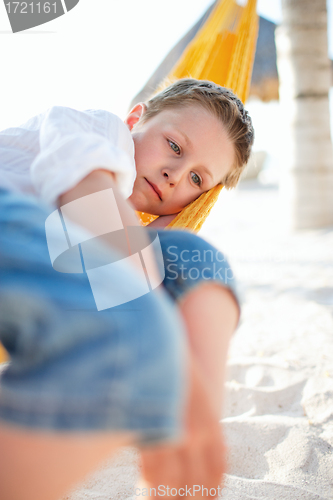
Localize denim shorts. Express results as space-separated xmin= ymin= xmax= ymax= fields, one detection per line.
xmin=0 ymin=189 xmax=240 ymax=444
xmin=152 ymin=229 xmax=241 ymax=311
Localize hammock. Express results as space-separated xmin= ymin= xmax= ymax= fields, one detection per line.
xmin=0 ymin=344 xmax=7 ymax=364
xmin=136 ymin=0 xmax=258 ymax=232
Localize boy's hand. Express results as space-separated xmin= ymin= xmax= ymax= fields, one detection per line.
xmin=139 ymin=356 xmax=226 ymax=499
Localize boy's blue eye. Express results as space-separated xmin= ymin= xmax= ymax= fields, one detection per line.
xmin=168 ymin=140 xmax=181 ymax=155
xmin=191 ymin=172 xmax=202 ymax=186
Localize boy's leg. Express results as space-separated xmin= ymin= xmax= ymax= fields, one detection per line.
xmin=0 ymin=423 xmax=134 ymax=500
xmin=1 ymin=283 xmax=236 ymax=500
xmin=140 ymin=230 xmax=241 ymax=498
xmin=0 ymin=190 xmax=187 ymax=500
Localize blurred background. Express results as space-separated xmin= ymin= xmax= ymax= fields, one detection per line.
xmin=0 ymin=0 xmax=283 ymax=121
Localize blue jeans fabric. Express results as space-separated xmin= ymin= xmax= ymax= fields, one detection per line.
xmin=153 ymin=229 xmax=241 ymax=309
xmin=0 ymin=189 xmax=240 ymax=443
xmin=0 ymin=190 xmax=187 ymax=444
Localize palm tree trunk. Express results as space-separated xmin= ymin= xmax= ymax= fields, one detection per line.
xmin=275 ymin=0 xmax=333 ymax=229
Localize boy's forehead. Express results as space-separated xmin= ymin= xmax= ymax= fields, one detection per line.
xmin=152 ymin=105 xmax=221 ymax=135
xmin=158 ymin=104 xmax=208 ymax=123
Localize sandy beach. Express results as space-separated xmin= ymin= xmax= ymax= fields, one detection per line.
xmin=63 ymin=179 xmax=333 ymax=499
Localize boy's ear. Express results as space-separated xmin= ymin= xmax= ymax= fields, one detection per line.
xmin=124 ymin=103 xmax=147 ymax=131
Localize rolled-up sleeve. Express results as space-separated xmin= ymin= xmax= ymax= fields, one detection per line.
xmin=30 ymin=106 xmax=136 ymax=205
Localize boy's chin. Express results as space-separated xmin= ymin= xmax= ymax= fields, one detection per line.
xmin=128 ymin=192 xmax=180 ymax=216
xmin=128 ymin=195 xmax=160 ymax=215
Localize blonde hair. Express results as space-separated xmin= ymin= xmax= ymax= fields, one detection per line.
xmin=141 ymin=78 xmax=254 ymax=188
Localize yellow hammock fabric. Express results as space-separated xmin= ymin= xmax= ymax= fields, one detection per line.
xmin=136 ymin=0 xmax=258 ymax=232
xmin=0 ymin=343 xmax=8 ymax=364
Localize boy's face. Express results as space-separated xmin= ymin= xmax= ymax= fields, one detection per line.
xmin=125 ymin=103 xmax=235 ymax=216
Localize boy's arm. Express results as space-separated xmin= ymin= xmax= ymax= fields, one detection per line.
xmin=31 ymin=106 xmax=136 ymax=205
xmin=57 ymin=169 xmax=161 ymax=279
xmin=58 ymin=169 xmax=140 ymax=229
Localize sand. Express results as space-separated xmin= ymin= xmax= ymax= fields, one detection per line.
xmin=64 ymin=180 xmax=333 ymax=500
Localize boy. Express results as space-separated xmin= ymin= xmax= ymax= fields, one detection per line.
xmin=0 ymin=79 xmax=254 ymax=499
xmin=127 ymin=79 xmax=254 ymax=226
xmin=0 ymin=79 xmax=253 ymax=225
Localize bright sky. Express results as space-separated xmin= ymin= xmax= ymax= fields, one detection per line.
xmin=0 ymin=0 xmax=331 ymax=131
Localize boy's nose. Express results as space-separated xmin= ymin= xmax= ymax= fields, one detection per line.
xmin=162 ymin=166 xmax=186 ymax=186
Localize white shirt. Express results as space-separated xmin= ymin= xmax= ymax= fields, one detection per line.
xmin=0 ymin=106 xmax=137 ymax=205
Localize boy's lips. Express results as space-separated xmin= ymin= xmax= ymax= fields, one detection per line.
xmin=144 ymin=178 xmax=162 ymax=200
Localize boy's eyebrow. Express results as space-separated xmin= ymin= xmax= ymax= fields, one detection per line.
xmin=175 ymin=129 xmax=193 ymax=148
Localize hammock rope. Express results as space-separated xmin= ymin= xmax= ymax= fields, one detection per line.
xmin=137 ymin=0 xmax=258 ymax=232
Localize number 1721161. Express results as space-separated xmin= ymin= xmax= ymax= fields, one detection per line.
xmin=5 ymin=2 xmax=57 ymax=13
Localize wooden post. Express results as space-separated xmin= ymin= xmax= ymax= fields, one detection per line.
xmin=276 ymin=0 xmax=333 ymax=229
